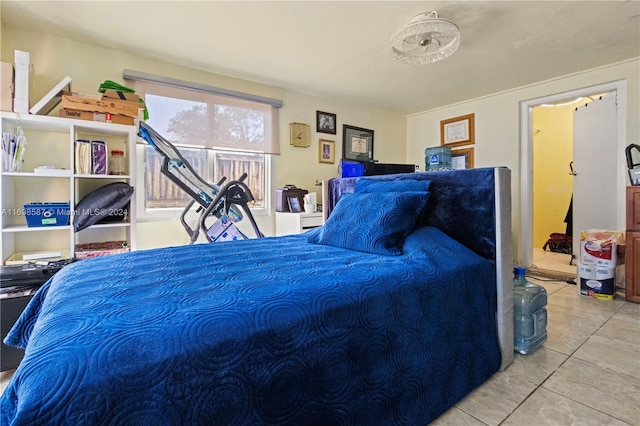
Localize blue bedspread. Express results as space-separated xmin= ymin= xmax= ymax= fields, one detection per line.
xmin=1 ymin=226 xmax=500 ymax=425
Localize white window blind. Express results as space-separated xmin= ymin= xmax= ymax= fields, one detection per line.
xmin=124 ymin=70 xmax=281 ymax=155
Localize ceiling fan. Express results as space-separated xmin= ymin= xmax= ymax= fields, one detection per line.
xmin=390 ymin=11 xmax=461 ymax=65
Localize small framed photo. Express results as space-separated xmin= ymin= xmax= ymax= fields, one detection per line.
xmin=451 ymin=147 xmax=475 ymax=170
xmin=342 ymin=124 xmax=374 ymax=162
xmin=440 ymin=113 xmax=475 ymax=147
xmin=288 ymin=196 xmax=302 ymax=212
xmin=316 ymin=111 xmax=337 ymax=134
xmin=318 ymin=139 xmax=335 ymax=164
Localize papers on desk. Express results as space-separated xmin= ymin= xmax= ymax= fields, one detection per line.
xmin=2 ymin=126 xmax=27 ymax=172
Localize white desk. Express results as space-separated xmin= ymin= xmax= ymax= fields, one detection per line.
xmin=275 ymin=212 xmax=324 ymax=236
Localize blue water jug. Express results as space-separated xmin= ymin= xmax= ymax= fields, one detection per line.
xmin=513 ymin=266 xmax=547 ymax=354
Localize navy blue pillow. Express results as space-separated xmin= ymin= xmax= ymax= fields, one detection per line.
xmin=308 ymin=191 xmax=430 ymax=255
xmin=354 ymin=178 xmax=431 ymax=193
xmin=73 ymin=182 xmax=134 ymax=232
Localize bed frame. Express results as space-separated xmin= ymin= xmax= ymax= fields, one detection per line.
xmin=323 ymin=167 xmax=514 ymax=370
xmin=1 ymin=167 xmax=514 ymax=425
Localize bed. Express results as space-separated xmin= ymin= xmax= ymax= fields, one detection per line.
xmin=1 ymin=167 xmax=513 ymax=425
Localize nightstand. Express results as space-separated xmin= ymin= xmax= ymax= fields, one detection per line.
xmin=275 ymin=212 xmax=323 ymax=236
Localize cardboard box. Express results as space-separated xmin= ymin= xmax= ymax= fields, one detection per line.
xmin=0 ymin=62 xmax=13 ymax=111
xmin=60 ymin=108 xmax=135 ymax=125
xmin=102 ymin=89 xmax=140 ymax=103
xmin=578 ymin=263 xmax=616 ymax=300
xmin=61 ymin=92 xmax=140 ymax=117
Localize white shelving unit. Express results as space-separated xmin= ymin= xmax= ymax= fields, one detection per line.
xmin=0 ymin=112 xmax=137 ymax=263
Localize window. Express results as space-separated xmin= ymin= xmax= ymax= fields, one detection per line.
xmin=143 ymin=147 xmax=265 ymax=210
xmin=127 ymin=75 xmax=280 ymax=218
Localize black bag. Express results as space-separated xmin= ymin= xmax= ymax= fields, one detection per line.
xmin=543 ymin=233 xmax=573 ymax=254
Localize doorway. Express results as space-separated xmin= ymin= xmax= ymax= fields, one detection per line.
xmin=519 ymin=80 xmax=628 ymax=277
xmin=531 ymin=100 xmax=578 ymax=279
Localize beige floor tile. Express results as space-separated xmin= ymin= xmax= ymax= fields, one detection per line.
xmin=615 ymin=303 xmax=640 ymax=322
xmin=455 ymin=369 xmax=538 ymax=425
xmin=533 ymin=279 xmax=569 ymax=295
xmin=502 ymin=387 xmax=629 ymax=426
xmin=573 ymin=334 xmax=640 ymax=380
xmin=505 ymin=347 xmax=568 ymax=386
xmin=543 ymin=357 xmax=640 ymax=424
xmin=543 ymin=320 xmax=594 ymax=355
xmin=546 ymin=302 xmax=611 ymax=334
xmin=596 ymin=314 xmax=640 ymax=346
xmin=430 ymin=407 xmax=486 ymax=426
xmin=533 ymin=248 xmax=552 ymax=261
xmin=532 ymin=248 xmax=577 ymax=275
xmin=548 ymin=286 xmax=622 ymax=317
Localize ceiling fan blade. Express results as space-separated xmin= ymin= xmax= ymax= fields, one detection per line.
xmin=404 ymin=43 xmax=429 ymax=56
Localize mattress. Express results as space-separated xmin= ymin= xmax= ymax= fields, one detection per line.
xmin=1 ymin=226 xmax=501 ymax=425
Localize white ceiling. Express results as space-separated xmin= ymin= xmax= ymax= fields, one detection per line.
xmin=2 ymin=1 xmax=639 ymax=115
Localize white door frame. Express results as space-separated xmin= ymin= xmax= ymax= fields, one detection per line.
xmin=518 ymin=80 xmax=627 ymax=267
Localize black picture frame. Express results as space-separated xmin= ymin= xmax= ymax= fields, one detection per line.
xmin=288 ymin=196 xmax=302 ymax=212
xmin=316 ymin=111 xmax=337 ymax=134
xmin=342 ymin=124 xmax=374 ymax=162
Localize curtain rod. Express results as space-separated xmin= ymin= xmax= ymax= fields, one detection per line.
xmin=123 ymin=69 xmax=283 ymax=108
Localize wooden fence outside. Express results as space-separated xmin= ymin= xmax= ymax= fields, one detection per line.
xmin=145 ymin=149 xmax=264 ymax=209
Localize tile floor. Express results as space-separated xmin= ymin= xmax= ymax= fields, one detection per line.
xmin=432 ymin=277 xmax=640 ymax=426
xmin=2 ymin=277 xmax=638 ymax=425
xmin=531 ymin=247 xmax=577 ymax=279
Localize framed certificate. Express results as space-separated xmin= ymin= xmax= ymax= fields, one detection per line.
xmin=451 ymin=147 xmax=474 ymax=169
xmin=342 ymin=124 xmax=374 ymax=162
xmin=440 ymin=113 xmax=475 ymax=147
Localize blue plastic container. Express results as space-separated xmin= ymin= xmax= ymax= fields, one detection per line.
xmin=513 ymin=266 xmax=548 ymax=355
xmin=425 ymin=146 xmax=452 ymax=171
xmin=339 ymin=159 xmax=365 ymax=178
xmin=24 ymin=202 xmax=71 ymax=227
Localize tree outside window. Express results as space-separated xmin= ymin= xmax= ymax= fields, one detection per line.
xmin=143 ymin=94 xmax=266 ymax=210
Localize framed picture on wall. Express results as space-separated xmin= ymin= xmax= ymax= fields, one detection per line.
xmin=342 ymin=125 xmax=374 ymax=162
xmin=451 ymin=147 xmax=474 ymax=170
xmin=440 ymin=113 xmax=475 ymax=147
xmin=318 ymin=139 xmax=335 ymax=164
xmin=316 ymin=111 xmax=337 ymax=134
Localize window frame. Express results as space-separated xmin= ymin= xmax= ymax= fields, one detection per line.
xmin=128 ymin=78 xmax=275 ymax=222
xmin=135 ymin=145 xmax=271 ymax=222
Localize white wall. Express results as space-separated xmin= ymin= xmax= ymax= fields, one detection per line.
xmin=407 ymin=58 xmax=640 ymax=262
xmin=1 ymin=26 xmax=406 ymax=248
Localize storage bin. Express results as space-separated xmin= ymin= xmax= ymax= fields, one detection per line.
xmin=24 ymin=202 xmax=70 ymax=227
xmin=339 ymin=159 xmax=365 ymax=178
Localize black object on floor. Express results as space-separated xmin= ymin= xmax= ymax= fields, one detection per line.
xmin=1 ymin=260 xmax=74 ymax=371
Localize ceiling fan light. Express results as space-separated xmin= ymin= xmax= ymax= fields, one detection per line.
xmin=390 ymin=11 xmax=461 ymax=65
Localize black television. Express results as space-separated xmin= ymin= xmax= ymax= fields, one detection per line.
xmin=363 ymin=163 xmax=416 ymax=176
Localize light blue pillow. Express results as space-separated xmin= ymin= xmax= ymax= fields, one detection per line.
xmin=354 ymin=178 xmax=431 ymax=194
xmin=308 ymin=191 xmax=430 ymax=255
